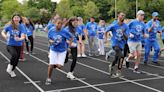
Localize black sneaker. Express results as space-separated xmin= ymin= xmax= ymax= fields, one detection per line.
xmin=143 ymin=61 xmax=147 ymax=65
xmin=133 ymin=68 xmax=141 ymax=74
xmin=125 ymin=58 xmax=129 ymax=68
xmin=152 ymin=61 xmax=160 ymax=66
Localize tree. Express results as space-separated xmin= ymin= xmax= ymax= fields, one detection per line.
xmin=56 ymin=0 xmax=73 ymax=18
xmin=83 ymin=1 xmax=99 ymax=20
xmin=1 ymin=0 xmax=28 ymax=21
xmin=23 ymin=7 xmax=41 ymax=22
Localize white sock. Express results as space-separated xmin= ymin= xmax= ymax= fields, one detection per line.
xmin=134 ymin=66 xmax=138 ymax=69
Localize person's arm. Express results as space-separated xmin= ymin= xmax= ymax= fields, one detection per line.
xmin=104 ymin=25 xmax=112 ymax=43
xmin=1 ymin=30 xmax=8 ymax=40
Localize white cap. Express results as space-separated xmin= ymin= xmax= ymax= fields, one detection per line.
xmin=137 ymin=10 xmax=145 ymax=15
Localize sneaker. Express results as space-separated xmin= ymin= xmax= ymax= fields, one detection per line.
xmin=108 ymin=63 xmax=113 ymax=75
xmin=143 ymin=61 xmax=147 ymax=65
xmin=115 ymin=70 xmax=122 ymax=78
xmin=77 ymin=54 xmax=81 ymax=57
xmin=125 ymin=58 xmax=129 ymax=68
xmin=6 ymin=64 xmax=13 ymax=74
xmin=67 ymin=72 xmax=75 ymax=80
xmin=25 ymin=52 xmax=29 ymax=55
xmin=81 ymin=54 xmax=87 ymax=57
xmin=19 ymin=58 xmax=26 ymax=62
xmin=10 ymin=71 xmax=16 ymax=78
xmin=152 ymin=61 xmax=160 ymax=66
xmin=45 ymin=78 xmax=52 ymax=85
xmin=133 ymin=68 xmax=141 ymax=74
xmin=88 ymin=53 xmax=93 ymax=56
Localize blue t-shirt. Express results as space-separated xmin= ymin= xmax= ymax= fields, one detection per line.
xmin=64 ymin=27 xmax=78 ymax=48
xmin=77 ymin=24 xmax=86 ymax=36
xmin=86 ymin=22 xmax=97 ymax=36
xmin=97 ymin=25 xmax=106 ymax=39
xmin=4 ymin=24 xmax=26 ymax=46
xmin=146 ymin=19 xmax=161 ymax=41
xmin=48 ymin=28 xmax=73 ymax=52
xmin=162 ymin=27 xmax=164 ymax=39
xmin=47 ymin=22 xmax=55 ymax=32
xmin=26 ymin=25 xmax=34 ymax=36
xmin=106 ymin=23 xmax=129 ymax=49
xmin=128 ymin=19 xmax=146 ymax=42
xmin=112 ymin=20 xmax=118 ymax=24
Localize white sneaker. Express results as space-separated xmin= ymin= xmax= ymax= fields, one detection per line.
xmin=6 ymin=64 xmax=13 ymax=74
xmin=81 ymin=54 xmax=87 ymax=57
xmin=67 ymin=72 xmax=75 ymax=80
xmin=45 ymin=78 xmax=52 ymax=85
xmin=10 ymin=71 xmax=16 ymax=78
xmin=77 ymin=54 xmax=81 ymax=57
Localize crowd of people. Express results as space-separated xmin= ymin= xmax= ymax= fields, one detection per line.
xmin=1 ymin=10 xmax=164 ymax=85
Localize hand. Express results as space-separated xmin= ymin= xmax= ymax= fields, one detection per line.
xmin=14 ymin=36 xmax=21 ymax=41
xmin=144 ymin=34 xmax=149 ymax=38
xmin=129 ymin=33 xmax=134 ymax=38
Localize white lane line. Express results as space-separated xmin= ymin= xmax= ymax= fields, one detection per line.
xmin=33 ymin=45 xmax=163 ymax=92
xmin=46 ymin=76 xmax=164 ymax=92
xmin=0 ymin=52 xmax=45 ymax=92
xmin=87 ymin=56 xmax=164 ymax=75
xmin=24 ymin=81 xmax=41 ymax=84
xmin=29 ymin=54 xmax=105 ymax=92
xmin=77 ymin=61 xmax=163 ymax=92
xmin=33 ymin=39 xmax=164 ymax=61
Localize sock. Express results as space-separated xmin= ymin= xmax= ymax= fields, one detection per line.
xmin=134 ymin=66 xmax=138 ymax=69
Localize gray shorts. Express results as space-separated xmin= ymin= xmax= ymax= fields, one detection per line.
xmin=127 ymin=41 xmax=142 ymax=54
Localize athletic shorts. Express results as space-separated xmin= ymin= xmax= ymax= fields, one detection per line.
xmin=77 ymin=35 xmax=85 ymax=41
xmin=128 ymin=41 xmax=142 ymax=54
xmin=49 ymin=50 xmax=67 ymax=66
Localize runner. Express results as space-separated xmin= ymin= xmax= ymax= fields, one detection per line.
xmin=125 ymin=10 xmax=147 ymax=73
xmin=24 ymin=18 xmax=35 ymax=54
xmin=143 ymin=12 xmax=162 ymax=66
xmin=86 ymin=17 xmax=98 ymax=56
xmin=105 ymin=12 xmax=128 ymax=77
xmin=45 ymin=19 xmax=73 ymax=85
xmin=1 ymin=13 xmax=26 ymax=77
xmin=77 ymin=17 xmax=87 ymax=57
xmin=64 ymin=17 xmax=78 ymax=80
xmin=97 ymin=20 xmax=106 ymax=55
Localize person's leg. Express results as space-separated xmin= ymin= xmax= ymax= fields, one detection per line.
xmin=77 ymin=41 xmax=81 ymax=57
xmin=81 ymin=40 xmax=87 ymax=57
xmin=25 ymin=39 xmax=29 ymax=52
xmin=133 ymin=42 xmax=142 ymax=73
xmin=125 ymin=42 xmax=136 ymax=68
xmin=152 ymin=41 xmax=160 ymax=64
xmin=12 ymin=46 xmax=21 ymax=71
xmin=70 ymin=47 xmax=77 ymax=72
xmin=98 ymin=39 xmax=101 ymax=54
xmin=28 ymin=36 xmax=34 ymax=53
xmin=88 ymin=36 xmax=93 ymax=55
xmin=101 ymin=39 xmax=105 ymax=55
xmin=64 ymin=51 xmax=69 ymax=63
xmin=143 ymin=40 xmax=151 ymax=63
xmin=93 ymin=36 xmax=99 ymax=55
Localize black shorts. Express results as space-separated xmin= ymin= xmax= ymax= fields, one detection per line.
xmin=77 ymin=35 xmax=85 ymax=41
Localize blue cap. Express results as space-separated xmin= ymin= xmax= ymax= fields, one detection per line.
xmin=152 ymin=12 xmax=159 ymax=17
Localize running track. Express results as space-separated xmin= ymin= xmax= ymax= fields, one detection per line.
xmin=0 ymin=36 xmax=164 ymax=92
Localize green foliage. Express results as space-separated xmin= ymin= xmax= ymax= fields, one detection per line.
xmin=56 ymin=0 xmax=73 ymax=18
xmin=83 ymin=1 xmax=99 ymax=20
